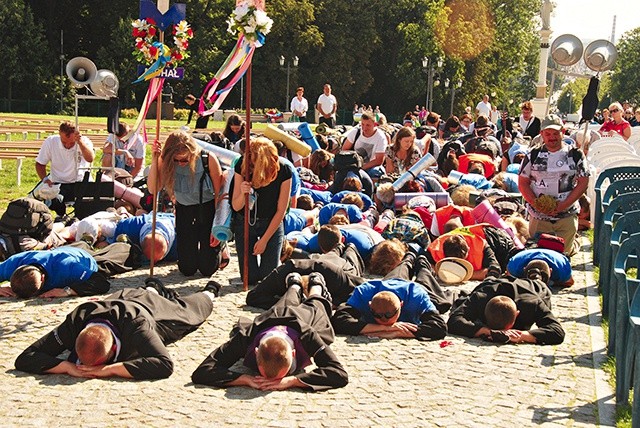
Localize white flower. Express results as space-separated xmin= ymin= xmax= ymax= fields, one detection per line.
xmin=175 ymin=20 xmax=189 ymax=33
xmin=243 ymin=25 xmax=255 ymax=35
xmin=233 ymin=5 xmax=249 ymax=21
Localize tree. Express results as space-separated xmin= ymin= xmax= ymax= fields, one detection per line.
xmin=611 ymin=27 xmax=640 ymax=105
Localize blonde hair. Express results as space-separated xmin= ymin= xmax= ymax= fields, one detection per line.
xmin=160 ymin=131 xmax=200 ymax=196
xmin=450 ymin=184 xmax=475 ymax=207
xmin=504 ymin=215 xmax=530 ymax=243
xmin=369 ymin=239 xmax=407 ymax=276
xmin=242 ymin=137 xmax=280 ymax=188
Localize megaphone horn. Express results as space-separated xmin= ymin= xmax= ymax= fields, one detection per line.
xmin=550 ymin=34 xmax=583 ymax=67
xmin=66 ymin=57 xmax=97 ymax=87
xmin=90 ymin=69 xmax=119 ymax=98
xmin=584 ymin=39 xmax=618 ymax=72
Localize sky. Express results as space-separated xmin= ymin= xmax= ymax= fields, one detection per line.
xmin=550 ymin=0 xmax=637 ymax=44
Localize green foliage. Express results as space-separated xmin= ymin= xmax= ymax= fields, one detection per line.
xmin=173 ymin=108 xmax=190 ymax=121
xmin=611 ymin=28 xmax=640 ymax=105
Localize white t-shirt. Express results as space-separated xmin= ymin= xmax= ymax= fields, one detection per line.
xmin=317 ymin=93 xmax=337 ymax=118
xmin=290 ymin=96 xmax=308 ymax=115
xmin=36 ymin=135 xmax=94 ymax=183
xmin=105 ymin=133 xmax=146 ymax=180
xmin=476 ymin=101 xmax=492 ymax=118
xmin=345 ymin=127 xmax=388 ymax=163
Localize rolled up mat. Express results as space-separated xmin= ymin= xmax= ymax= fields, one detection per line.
xmin=194 ymin=139 xmax=241 ymax=169
xmin=472 ymin=199 xmax=524 ymax=249
xmin=392 ymin=153 xmax=436 ymax=191
xmin=297 ymin=122 xmax=320 ymax=152
xmin=264 ymin=124 xmax=311 ymax=157
xmin=394 ymin=192 xmax=451 ymax=210
xmin=277 ymin=122 xmax=301 ymax=132
xmin=100 ymin=174 xmax=143 ymax=208
xmin=211 ymin=170 xmax=234 ymax=242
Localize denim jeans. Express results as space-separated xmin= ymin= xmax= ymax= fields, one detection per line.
xmin=232 ymin=215 xmax=284 ymax=286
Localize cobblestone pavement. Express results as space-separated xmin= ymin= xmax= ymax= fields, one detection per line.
xmin=0 ymin=236 xmax=614 ymax=427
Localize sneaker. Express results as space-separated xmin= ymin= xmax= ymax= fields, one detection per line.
xmin=144 ymin=277 xmax=180 ymax=300
xmin=308 ymin=272 xmax=332 ymax=304
xmin=203 ymin=280 xmax=222 ymax=297
xmin=285 ymin=272 xmax=303 ymax=288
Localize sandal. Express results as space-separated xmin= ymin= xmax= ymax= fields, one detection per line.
xmin=219 ymin=242 xmax=230 ymax=270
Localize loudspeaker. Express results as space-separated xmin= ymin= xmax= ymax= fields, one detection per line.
xmin=584 ymin=39 xmax=618 ymax=72
xmin=90 ymin=69 xmax=119 ymax=97
xmin=66 ymin=57 xmax=97 ymax=87
xmin=550 ymin=34 xmax=583 ymax=67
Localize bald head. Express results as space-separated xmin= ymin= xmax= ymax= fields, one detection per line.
xmin=141 ymin=234 xmax=169 ymax=263
xmin=76 ymin=324 xmax=114 ymax=366
xmin=370 ymin=291 xmax=402 ymax=325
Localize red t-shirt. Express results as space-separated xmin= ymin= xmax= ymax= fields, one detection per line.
xmin=599 ymin=119 xmax=630 ymax=137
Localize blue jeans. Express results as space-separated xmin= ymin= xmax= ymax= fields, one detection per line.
xmin=365 ymin=165 xmax=385 ymax=179
xmin=232 ymin=215 xmax=284 ymax=286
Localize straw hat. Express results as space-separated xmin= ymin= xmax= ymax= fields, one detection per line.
xmin=435 ymin=257 xmax=474 ymax=284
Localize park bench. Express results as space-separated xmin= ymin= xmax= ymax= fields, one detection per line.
xmin=0 ymin=149 xmax=40 ymax=186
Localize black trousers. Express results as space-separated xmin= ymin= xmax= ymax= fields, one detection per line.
xmin=175 ymin=199 xmax=219 ymax=277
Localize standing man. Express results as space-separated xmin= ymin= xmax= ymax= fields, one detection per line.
xmin=518 ymin=114 xmax=590 ymax=256
xmin=475 ymin=94 xmax=492 ymax=119
xmin=290 ymin=86 xmax=308 ymax=122
xmin=341 ymin=112 xmax=388 ymax=178
xmin=35 ymin=121 xmax=95 ymax=217
xmin=517 ymin=101 xmax=541 ymax=140
xmin=316 ymin=83 xmax=337 ymax=128
xmin=101 ymin=122 xmax=145 ymax=182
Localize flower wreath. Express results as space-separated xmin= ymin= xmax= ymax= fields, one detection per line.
xmin=132 ymin=18 xmax=193 ymax=66
xmin=226 ymin=5 xmax=273 ymax=44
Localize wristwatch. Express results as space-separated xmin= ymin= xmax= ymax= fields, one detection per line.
xmin=63 ymin=286 xmax=73 ymax=296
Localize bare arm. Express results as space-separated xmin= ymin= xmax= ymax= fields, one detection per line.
xmin=76 ymin=135 xmax=95 ymax=163
xmin=253 ymin=179 xmax=292 ymax=255
xmin=342 ymin=139 xmax=354 ymax=151
xmin=362 ymin=152 xmax=385 ymax=170
xmin=146 ymin=141 xmax=163 ymax=194
xmin=35 ymin=162 xmax=48 ymax=181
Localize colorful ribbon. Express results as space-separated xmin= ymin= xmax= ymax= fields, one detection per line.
xmin=133 ymin=42 xmax=172 ymax=84
xmin=126 ymin=77 xmax=165 ymax=142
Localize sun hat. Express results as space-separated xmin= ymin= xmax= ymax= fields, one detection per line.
xmin=435 ymin=257 xmax=473 ymax=284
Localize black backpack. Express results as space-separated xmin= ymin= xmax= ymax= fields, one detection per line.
xmin=0 ymin=198 xmax=53 ymax=241
xmin=333 ymin=150 xmax=364 ymax=172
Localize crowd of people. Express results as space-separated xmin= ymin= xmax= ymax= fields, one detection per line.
xmin=2 ymin=86 xmax=634 ymax=392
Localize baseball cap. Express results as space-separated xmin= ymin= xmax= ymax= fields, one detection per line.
xmin=540 ymin=114 xmax=563 ymax=131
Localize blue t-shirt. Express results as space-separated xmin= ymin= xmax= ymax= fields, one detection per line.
xmin=112 ymin=212 xmax=178 ymax=261
xmin=299 ymin=188 xmax=332 ymax=205
xmin=507 ymin=248 xmax=572 ymax=282
xmin=0 ymin=247 xmax=97 ymax=291
xmin=284 ymin=208 xmax=308 ymax=234
xmin=346 ymin=278 xmax=436 ymax=325
xmin=459 ymin=173 xmax=493 ymax=190
xmin=331 ymin=191 xmax=373 ymax=210
xmin=319 ymin=203 xmax=363 ymax=225
xmin=306 ymin=228 xmax=377 ymax=258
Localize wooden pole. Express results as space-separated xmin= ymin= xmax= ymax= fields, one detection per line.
xmin=243 ymin=64 xmax=252 ymax=291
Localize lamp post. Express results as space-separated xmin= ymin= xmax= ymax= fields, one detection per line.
xmin=422 ymin=56 xmax=443 ymax=112
xmin=444 ymin=79 xmax=463 ymax=116
xmin=279 ymin=55 xmax=298 ymax=111
xmin=567 ymin=91 xmax=573 ymax=114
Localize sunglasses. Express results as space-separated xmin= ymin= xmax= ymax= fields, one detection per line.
xmin=371 ymin=307 xmax=400 ymax=319
xmin=173 ymin=157 xmax=190 ymax=165
xmin=610 ymin=108 xmax=620 ymax=113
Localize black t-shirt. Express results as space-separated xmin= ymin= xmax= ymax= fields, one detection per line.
xmin=232 ymin=157 xmax=292 ymax=219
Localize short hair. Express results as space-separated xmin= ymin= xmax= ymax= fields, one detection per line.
xmin=504 ymin=215 xmax=530 ymax=243
xmin=340 ymin=193 xmax=364 ymax=210
xmin=329 ymin=214 xmax=350 ymax=225
xmin=609 ymin=102 xmax=623 ymax=112
xmin=426 ymin=112 xmax=440 ymax=125
xmin=467 ymin=161 xmax=485 ymax=175
xmin=59 ymin=121 xmax=77 ymax=135
xmin=256 ymin=336 xmax=292 ymax=379
xmin=296 ymin=194 xmax=314 ymax=210
xmin=450 ymin=184 xmax=475 ymax=207
xmin=376 ymin=182 xmax=395 ymax=205
xmin=476 ymin=115 xmax=489 ymax=128
xmin=342 ymin=176 xmax=362 ymax=192
xmin=10 ymin=265 xmax=43 ymax=298
xmin=524 ymin=259 xmax=551 ymax=283
xmin=317 ymin=224 xmax=342 ymax=252
xmin=116 ymin=123 xmax=128 ymax=138
xmin=368 ymin=239 xmax=407 ymax=276
xmin=370 ymin=291 xmax=401 ymax=316
xmin=296 ymin=86 xmax=304 ymax=92
xmin=280 ymin=239 xmax=295 ymax=262
xmin=485 ymin=296 xmax=518 ymax=330
xmin=443 ymin=218 xmax=463 ymax=233
xmin=520 ymin=101 xmax=533 ymax=111
xmin=76 ymin=325 xmax=114 ymax=366
xmin=185 ymin=94 xmax=196 ymax=102
xmin=361 ymin=112 xmax=376 ymax=122
xmin=442 ymin=234 xmax=469 ymax=259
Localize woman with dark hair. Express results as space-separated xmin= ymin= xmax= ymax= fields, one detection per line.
xmin=231 ymin=137 xmax=292 ymax=286
xmin=148 ymin=131 xmax=223 ymax=276
xmin=224 ymin=114 xmax=246 ymax=146
xmin=385 ymin=126 xmax=422 ymax=175
xmin=439 ymin=115 xmax=462 ymax=141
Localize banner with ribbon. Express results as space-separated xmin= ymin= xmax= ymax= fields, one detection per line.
xmin=198 ymin=0 xmax=273 ymax=116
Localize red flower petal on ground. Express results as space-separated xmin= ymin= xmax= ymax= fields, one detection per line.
xmin=439 ymin=340 xmax=454 ymax=348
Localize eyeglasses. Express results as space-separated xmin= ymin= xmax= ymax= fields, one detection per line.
xmin=610 ymin=108 xmax=620 ymax=113
xmin=173 ymin=157 xmax=190 ymax=165
xmin=371 ymin=307 xmax=400 ymax=319
xmin=522 ymin=108 xmax=531 ymax=111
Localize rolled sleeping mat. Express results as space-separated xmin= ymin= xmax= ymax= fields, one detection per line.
xmin=297 ymin=122 xmax=321 ymax=152
xmin=264 ymin=124 xmax=311 ymax=157
xmin=211 ymin=170 xmax=234 ymax=242
xmin=195 ymin=138 xmax=241 ymax=169
xmin=100 ymin=174 xmax=143 ymax=209
xmin=394 ymin=192 xmax=451 ymax=210
xmin=392 ymin=153 xmax=437 ymax=191
xmin=277 ymin=122 xmax=301 ymax=132
xmin=472 ymin=199 xmax=524 ymax=249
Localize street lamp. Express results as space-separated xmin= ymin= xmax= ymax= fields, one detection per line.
xmin=444 ymin=79 xmax=463 ymax=116
xmin=567 ymin=91 xmax=573 ymax=114
xmin=279 ymin=55 xmax=298 ymax=111
xmin=422 ymin=56 xmax=443 ymax=112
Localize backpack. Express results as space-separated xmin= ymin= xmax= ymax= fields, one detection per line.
xmin=333 ymin=150 xmax=364 ymax=172
xmin=0 ymin=198 xmax=53 ymax=241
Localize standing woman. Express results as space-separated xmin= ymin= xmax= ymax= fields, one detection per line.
xmin=385 ymin=126 xmax=422 ymax=175
xmin=148 ymin=131 xmax=223 ymax=276
xmin=231 ymin=137 xmax=292 ymax=286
